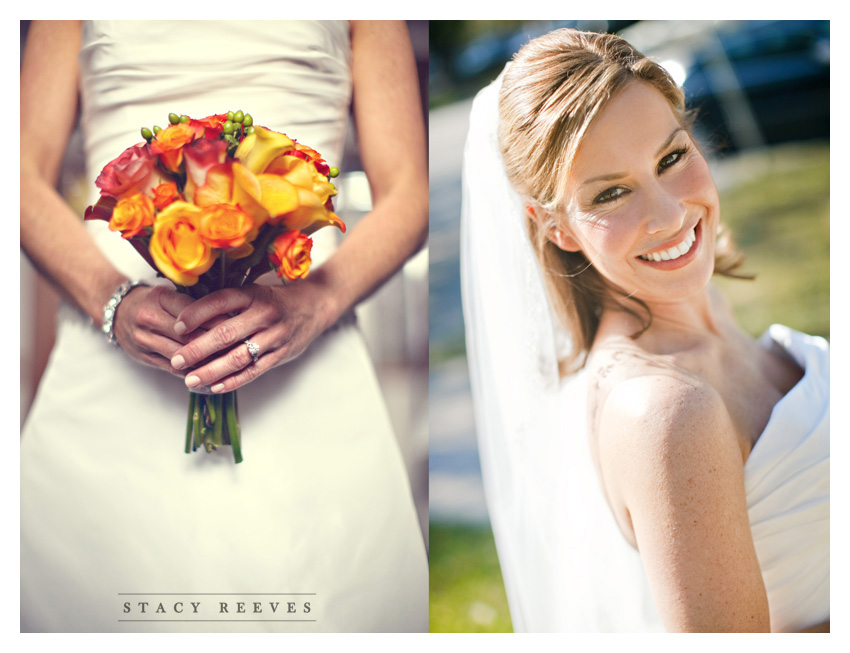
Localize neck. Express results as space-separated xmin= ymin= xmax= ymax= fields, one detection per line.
xmin=602 ymin=284 xmax=729 ymax=350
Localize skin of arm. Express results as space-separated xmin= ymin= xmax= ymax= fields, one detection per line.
xmin=20 ymin=21 xmax=197 ymax=374
xmin=20 ymin=21 xmax=123 ymax=322
xmin=169 ymin=20 xmax=428 ymax=392
xmin=596 ymin=373 xmax=770 ymax=632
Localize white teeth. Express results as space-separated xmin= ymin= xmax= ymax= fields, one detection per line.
xmin=640 ymin=228 xmax=696 ymax=262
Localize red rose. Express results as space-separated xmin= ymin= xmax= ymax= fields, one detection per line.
xmin=94 ymin=143 xmax=157 ymax=199
xmin=189 ymin=114 xmax=229 ymax=139
xmin=289 ymin=142 xmax=330 ymax=177
xmin=183 ymin=138 xmax=228 ymax=189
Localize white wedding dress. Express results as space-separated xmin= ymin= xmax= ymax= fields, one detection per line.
xmin=20 ymin=20 xmax=427 ymax=633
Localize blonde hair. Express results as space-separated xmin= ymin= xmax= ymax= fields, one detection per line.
xmin=497 ymin=28 xmax=747 ymax=373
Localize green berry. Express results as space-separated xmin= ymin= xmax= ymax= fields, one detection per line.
xmin=179 ymin=115 xmax=190 ymax=123
xmin=245 ymin=126 xmax=255 ymax=135
xmin=223 ymin=121 xmax=235 ymax=134
xmin=242 ymin=114 xmax=253 ymax=127
xmin=168 ymin=113 xmax=180 ymax=124
xmin=226 ymin=111 xmax=235 ymax=121
xmin=329 ymin=167 xmax=340 ymax=178
xmin=141 ymin=127 xmax=153 ymax=140
xmin=153 ymin=125 xmax=162 ymax=135
xmin=234 ymin=110 xmax=244 ymax=123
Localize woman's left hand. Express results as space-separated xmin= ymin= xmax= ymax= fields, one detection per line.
xmin=169 ymin=281 xmax=336 ymax=393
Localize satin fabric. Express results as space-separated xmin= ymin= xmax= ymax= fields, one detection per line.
xmin=747 ymin=325 xmax=829 ymax=632
xmin=21 ymin=20 xmax=427 ymax=633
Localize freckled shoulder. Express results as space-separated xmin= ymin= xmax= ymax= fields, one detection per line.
xmin=592 ymin=371 xmax=767 ymax=631
xmin=591 ymin=367 xmax=737 ymax=538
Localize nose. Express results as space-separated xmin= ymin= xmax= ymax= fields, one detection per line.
xmin=643 ymin=181 xmax=686 ymax=235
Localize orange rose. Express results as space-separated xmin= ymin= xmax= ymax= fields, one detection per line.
xmin=197 ymin=203 xmax=254 ymax=250
xmin=151 ymin=123 xmax=203 ymax=172
xmin=268 ymin=230 xmax=312 ymax=281
xmin=108 ymin=193 xmax=155 ymax=239
xmin=151 ymin=182 xmax=181 ymax=210
xmin=150 ymin=202 xmax=215 ymax=286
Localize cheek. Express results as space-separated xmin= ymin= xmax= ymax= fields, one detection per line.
xmin=569 ymin=214 xmax=637 ymax=271
xmin=678 ymin=157 xmax=719 ymax=207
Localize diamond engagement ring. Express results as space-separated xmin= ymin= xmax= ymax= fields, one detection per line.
xmin=244 ymin=340 xmax=260 ymax=364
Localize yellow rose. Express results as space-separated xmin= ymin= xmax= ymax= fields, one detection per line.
xmin=150 ymin=202 xmax=215 ymax=286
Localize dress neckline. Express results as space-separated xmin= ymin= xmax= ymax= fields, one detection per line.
xmin=744 ymin=325 xmax=819 ymax=471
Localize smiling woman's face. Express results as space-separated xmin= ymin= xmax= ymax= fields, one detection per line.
xmin=554 ymin=81 xmax=720 ymax=308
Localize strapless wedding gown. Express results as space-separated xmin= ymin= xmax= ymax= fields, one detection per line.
xmin=20 ymin=20 xmax=427 ymax=633
xmin=478 ymin=325 xmax=829 ymax=632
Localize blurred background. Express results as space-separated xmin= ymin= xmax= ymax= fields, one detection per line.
xmin=19 ymin=21 xmax=431 ymax=549
xmin=429 ymin=19 xmax=829 ymax=632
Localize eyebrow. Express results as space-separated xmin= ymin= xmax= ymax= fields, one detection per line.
xmin=579 ymin=127 xmax=686 ymax=188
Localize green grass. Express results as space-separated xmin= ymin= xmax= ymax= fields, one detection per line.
xmin=713 ymin=142 xmax=829 ymax=340
xmin=429 ymin=523 xmax=513 ymax=632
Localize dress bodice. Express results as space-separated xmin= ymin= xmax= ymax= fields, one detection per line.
xmin=744 ymin=325 xmax=830 ymax=632
xmin=78 ymin=20 xmax=352 ymax=279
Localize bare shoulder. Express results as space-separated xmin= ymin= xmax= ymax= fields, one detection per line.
xmin=589 ymin=338 xmax=728 ymax=439
xmin=597 ymin=369 xmax=738 ymax=500
xmin=590 ymin=357 xmax=741 ymax=541
xmin=593 ymin=367 xmax=768 ymax=631
xmin=600 ymin=370 xmax=730 ymax=448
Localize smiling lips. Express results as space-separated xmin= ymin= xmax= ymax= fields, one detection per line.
xmin=638 ymin=224 xmax=698 ymax=262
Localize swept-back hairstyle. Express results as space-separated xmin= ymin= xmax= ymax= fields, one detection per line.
xmin=497 ymin=28 xmax=746 ymax=373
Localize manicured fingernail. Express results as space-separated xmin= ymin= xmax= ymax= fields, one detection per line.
xmin=185 ymin=375 xmax=201 ymax=388
xmin=174 ymin=321 xmax=186 ymax=335
xmin=171 ymin=354 xmax=186 ymax=369
xmin=211 ymin=383 xmax=225 ymax=393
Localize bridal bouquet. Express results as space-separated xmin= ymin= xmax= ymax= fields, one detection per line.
xmin=85 ymin=111 xmax=345 ymax=463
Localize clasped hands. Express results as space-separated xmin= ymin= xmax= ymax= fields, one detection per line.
xmin=114 ymin=281 xmax=332 ymax=392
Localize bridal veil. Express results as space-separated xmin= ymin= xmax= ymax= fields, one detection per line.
xmin=460 ymin=67 xmax=662 ymax=632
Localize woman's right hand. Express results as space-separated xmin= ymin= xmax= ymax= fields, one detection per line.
xmin=112 ymin=285 xmax=198 ymax=376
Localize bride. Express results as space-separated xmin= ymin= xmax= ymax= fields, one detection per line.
xmin=20 ymin=20 xmax=427 ymax=632
xmin=462 ymin=27 xmax=828 ymax=632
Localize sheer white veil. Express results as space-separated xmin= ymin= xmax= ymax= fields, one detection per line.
xmin=460 ymin=66 xmax=663 ymax=632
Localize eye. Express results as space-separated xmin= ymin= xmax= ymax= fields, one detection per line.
xmin=593 ymin=186 xmax=628 ymax=205
xmin=658 ymin=147 xmax=689 ymax=174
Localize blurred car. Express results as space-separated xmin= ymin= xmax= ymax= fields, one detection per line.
xmin=450 ymin=20 xmax=639 ymax=81
xmin=682 ymin=20 xmax=829 ymax=153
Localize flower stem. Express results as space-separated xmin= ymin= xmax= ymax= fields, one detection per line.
xmin=226 ymin=391 xmax=243 ymax=464
xmin=212 ymin=395 xmax=223 ymax=447
xmin=192 ymin=394 xmax=202 ymax=452
xmin=185 ymin=392 xmax=196 ymax=454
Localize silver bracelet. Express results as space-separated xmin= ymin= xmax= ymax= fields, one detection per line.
xmin=102 ymin=280 xmax=147 ymax=347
